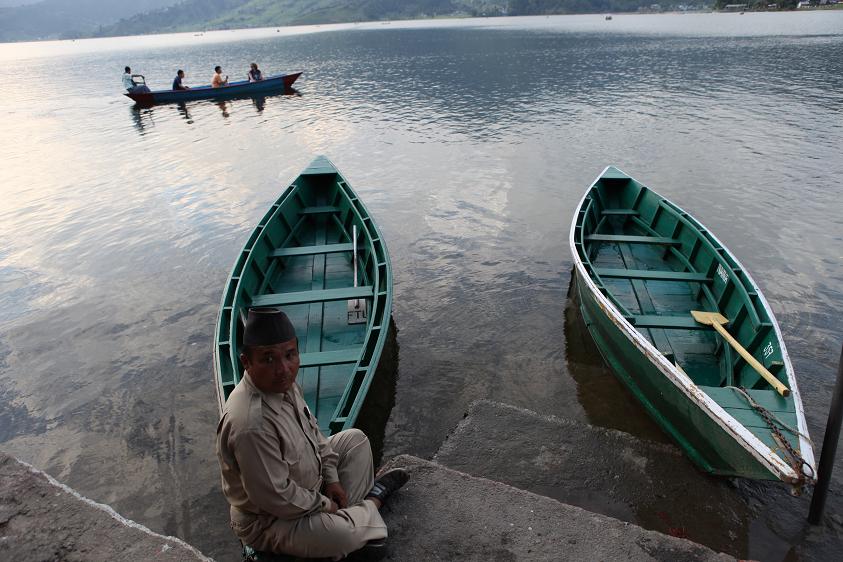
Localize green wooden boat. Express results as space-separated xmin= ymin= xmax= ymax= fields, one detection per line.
xmin=570 ymin=166 xmax=816 ymax=486
xmin=214 ymin=156 xmax=392 ymax=435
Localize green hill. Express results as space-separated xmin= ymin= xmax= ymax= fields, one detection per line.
xmin=96 ymin=0 xmax=651 ymax=38
xmin=97 ymin=1 xmax=477 ymax=36
xmin=2 ymin=0 xmax=805 ymax=42
xmin=19 ymin=0 xmax=805 ymax=41
xmin=0 ymin=0 xmax=177 ymax=42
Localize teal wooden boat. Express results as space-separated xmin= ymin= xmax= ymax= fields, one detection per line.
xmin=214 ymin=156 xmax=392 ymax=435
xmin=570 ymin=166 xmax=816 ymax=486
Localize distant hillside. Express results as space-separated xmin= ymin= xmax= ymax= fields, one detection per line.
xmin=506 ymin=0 xmax=644 ymax=14
xmin=712 ymin=0 xmax=796 ymax=7
xmin=97 ymin=1 xmax=479 ymax=37
xmin=0 ymin=0 xmax=40 ymax=7
xmin=95 ymin=0 xmax=677 ymax=37
xmin=0 ymin=0 xmax=178 ymax=42
xmin=12 ymin=0 xmax=794 ymax=42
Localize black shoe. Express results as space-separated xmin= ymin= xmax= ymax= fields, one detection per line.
xmin=366 ymin=468 xmax=410 ymax=505
xmin=363 ymin=538 xmax=387 ymax=550
xmin=343 ymin=538 xmax=387 ymax=561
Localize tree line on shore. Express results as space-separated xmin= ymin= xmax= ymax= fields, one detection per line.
xmin=711 ymin=0 xmax=800 ymax=8
xmin=90 ymin=0 xmax=692 ymax=38
xmin=1 ymin=0 xmax=825 ymax=43
xmin=93 ymin=0 xmax=834 ymax=39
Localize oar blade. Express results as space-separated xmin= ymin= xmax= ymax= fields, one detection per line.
xmin=691 ymin=310 xmax=728 ymax=326
xmin=691 ymin=310 xmax=790 ymax=397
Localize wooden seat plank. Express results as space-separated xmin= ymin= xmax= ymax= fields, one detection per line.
xmin=628 ymin=315 xmax=707 ymax=330
xmin=271 ymin=243 xmax=354 ymax=258
xmin=300 ymin=206 xmax=341 ymax=215
xmin=699 ymin=386 xmax=793 ymax=413
xmin=586 ymin=234 xmax=680 ymax=245
xmin=594 ymin=268 xmax=711 ymax=282
xmin=601 ymin=209 xmax=640 ymax=216
xmin=722 ymin=407 xmax=798 ymax=432
xmin=300 ymin=349 xmax=361 ymax=368
xmin=252 ymin=286 xmax=373 ymax=307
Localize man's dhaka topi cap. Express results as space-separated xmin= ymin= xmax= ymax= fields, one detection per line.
xmin=243 ymin=307 xmax=297 ymax=346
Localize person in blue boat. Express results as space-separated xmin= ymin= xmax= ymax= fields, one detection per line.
xmin=212 ymin=65 xmax=229 ymax=88
xmin=216 ymin=307 xmax=409 ymax=560
xmin=122 ymin=66 xmax=135 ymax=91
xmin=122 ymin=66 xmax=150 ymax=93
xmin=248 ymin=63 xmax=263 ymax=82
xmin=172 ymin=70 xmax=189 ymax=91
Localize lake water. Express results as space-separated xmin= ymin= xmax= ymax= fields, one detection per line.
xmin=1 ymin=12 xmax=842 ymax=561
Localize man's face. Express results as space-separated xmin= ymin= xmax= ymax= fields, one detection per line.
xmin=241 ymin=338 xmax=300 ymax=394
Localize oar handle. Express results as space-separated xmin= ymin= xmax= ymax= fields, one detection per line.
xmin=711 ymin=322 xmax=790 ymax=397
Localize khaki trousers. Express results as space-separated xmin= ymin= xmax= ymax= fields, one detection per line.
xmin=250 ymin=428 xmax=387 ymax=559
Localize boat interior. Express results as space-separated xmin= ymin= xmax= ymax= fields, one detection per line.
xmin=217 ymin=168 xmax=390 ymax=432
xmin=574 ymin=168 xmax=799 ymax=452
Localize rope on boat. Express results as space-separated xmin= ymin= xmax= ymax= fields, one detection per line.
xmin=726 ymin=385 xmax=815 ymax=490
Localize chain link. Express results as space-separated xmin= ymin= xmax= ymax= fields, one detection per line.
xmin=729 ymin=386 xmax=814 ymax=492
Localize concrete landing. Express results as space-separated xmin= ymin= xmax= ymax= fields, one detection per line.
xmin=0 ymin=452 xmax=210 ymax=561
xmin=380 ymin=455 xmax=732 ymax=561
xmin=433 ymin=400 xmax=750 ymax=556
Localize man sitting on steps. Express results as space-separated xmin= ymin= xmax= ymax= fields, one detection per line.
xmin=216 ymin=307 xmax=409 ymax=559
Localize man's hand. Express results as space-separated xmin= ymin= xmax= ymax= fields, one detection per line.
xmin=324 ymin=482 xmax=348 ymax=509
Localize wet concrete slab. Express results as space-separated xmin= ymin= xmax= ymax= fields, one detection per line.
xmin=0 ymin=451 xmax=211 ymax=561
xmin=380 ymin=454 xmax=733 ymax=561
xmin=433 ymin=400 xmax=751 ymax=557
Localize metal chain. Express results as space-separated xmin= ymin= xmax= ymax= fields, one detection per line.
xmin=727 ymin=386 xmax=815 ymax=490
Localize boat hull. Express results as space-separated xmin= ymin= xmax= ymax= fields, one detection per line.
xmin=213 ymin=156 xmax=392 ymax=435
xmin=575 ymin=267 xmax=776 ymax=479
xmin=126 ymin=72 xmax=301 ymax=105
xmin=570 ymin=166 xmax=814 ymax=485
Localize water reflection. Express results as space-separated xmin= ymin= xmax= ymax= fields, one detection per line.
xmin=564 ymin=271 xmax=667 ymax=441
xmin=355 ymin=319 xmax=399 ymax=468
xmin=129 ymin=89 xmax=301 ymax=132
xmin=130 ymin=106 xmax=156 ymax=135
xmin=177 ymin=102 xmax=193 ymax=124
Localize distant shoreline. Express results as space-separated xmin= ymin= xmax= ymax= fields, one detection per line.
xmin=1 ymin=8 xmax=841 ymax=45
xmin=74 ymin=6 xmax=843 ymax=41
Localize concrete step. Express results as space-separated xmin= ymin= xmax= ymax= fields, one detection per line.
xmin=0 ymin=452 xmax=210 ymax=561
xmin=380 ymin=454 xmax=732 ymax=561
xmin=433 ymin=400 xmax=751 ymax=557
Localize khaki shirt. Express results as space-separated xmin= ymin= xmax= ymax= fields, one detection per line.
xmin=216 ymin=374 xmax=339 ymax=521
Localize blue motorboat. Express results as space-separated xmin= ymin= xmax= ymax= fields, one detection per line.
xmin=125 ymin=72 xmax=302 ymax=105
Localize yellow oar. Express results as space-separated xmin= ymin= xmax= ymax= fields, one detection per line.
xmin=691 ymin=310 xmax=790 ymax=397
